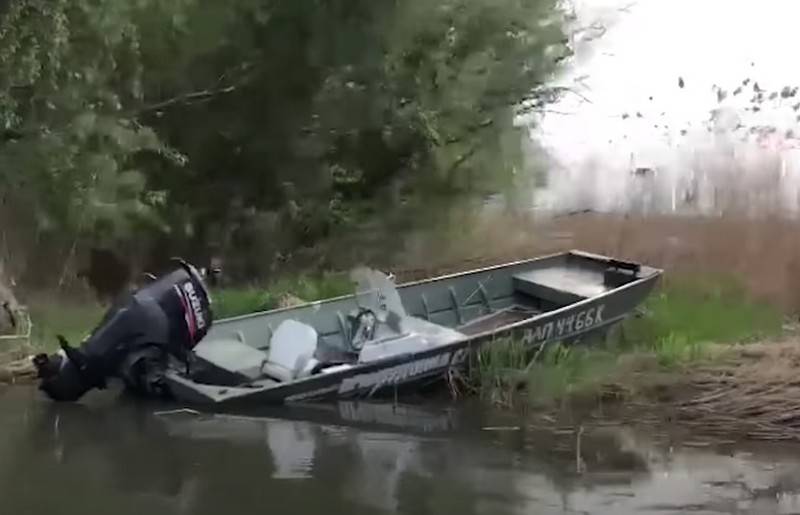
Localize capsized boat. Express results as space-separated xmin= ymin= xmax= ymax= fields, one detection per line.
xmin=164 ymin=250 xmax=661 ymax=406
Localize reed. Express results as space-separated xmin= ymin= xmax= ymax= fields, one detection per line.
xmin=466 ymin=275 xmax=784 ymax=409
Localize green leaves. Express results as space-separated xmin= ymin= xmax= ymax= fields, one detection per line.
xmin=0 ymin=0 xmax=178 ymax=249
xmin=0 ymin=0 xmax=569 ymax=284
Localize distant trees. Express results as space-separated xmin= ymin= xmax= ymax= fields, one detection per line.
xmin=0 ymin=0 xmax=569 ymax=286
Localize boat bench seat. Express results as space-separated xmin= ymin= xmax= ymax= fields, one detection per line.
xmin=513 ymin=268 xmax=609 ymax=306
xmin=192 ymin=319 xmax=321 ymax=385
xmin=192 ymin=338 xmax=269 ymax=385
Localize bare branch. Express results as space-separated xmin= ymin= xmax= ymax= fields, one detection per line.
xmin=2 ymin=74 xmax=254 ymax=145
xmin=553 ymin=86 xmax=593 ymax=104
xmin=536 ymin=109 xmax=579 ymax=116
xmin=443 ymin=119 xmax=495 ymax=145
xmin=136 ymin=66 xmax=257 ymax=115
xmin=138 ymin=85 xmax=238 ymax=114
xmin=446 ymin=143 xmax=480 ymax=176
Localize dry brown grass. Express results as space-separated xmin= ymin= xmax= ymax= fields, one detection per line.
xmin=540 ymin=213 xmax=800 ymax=312
xmin=393 ymin=210 xmax=548 ymax=282
xmin=523 ymin=340 xmax=800 ymax=443
xmin=396 ymin=211 xmax=800 ymax=313
xmin=674 ymin=340 xmax=800 ymax=441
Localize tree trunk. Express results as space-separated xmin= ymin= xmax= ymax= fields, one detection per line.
xmin=0 ymin=260 xmax=20 ymax=335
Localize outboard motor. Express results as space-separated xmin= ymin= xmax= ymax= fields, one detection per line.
xmin=33 ymin=260 xmax=213 ymax=402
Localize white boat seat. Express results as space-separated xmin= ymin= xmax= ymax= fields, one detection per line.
xmin=262 ymin=319 xmax=320 ymax=382
xmin=192 ymin=338 xmax=269 ymax=384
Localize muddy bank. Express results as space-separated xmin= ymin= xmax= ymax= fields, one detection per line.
xmin=517 ymin=338 xmax=800 ymax=445
xmin=0 ymin=339 xmax=35 ymax=384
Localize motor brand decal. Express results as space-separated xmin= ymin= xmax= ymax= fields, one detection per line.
xmin=174 ymin=284 xmax=195 ymax=339
xmin=182 ymin=281 xmax=207 ymax=331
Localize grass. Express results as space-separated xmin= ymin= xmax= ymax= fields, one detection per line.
xmin=622 ymin=274 xmax=783 ymax=347
xmin=471 ymin=340 xmax=620 ymax=408
xmin=20 ymin=272 xmax=356 ymax=352
xmin=26 ymin=295 xmax=105 ymax=351
xmin=211 ymin=272 xmax=354 ymax=318
xmin=468 ymin=274 xmax=786 ymax=408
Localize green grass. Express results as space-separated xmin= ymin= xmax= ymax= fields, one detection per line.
xmin=622 ymin=274 xmax=783 ymax=348
xmin=212 ymin=272 xmax=354 ymax=318
xmin=469 ymin=274 xmax=786 ymax=407
xmin=21 ymin=272 xmax=356 ymax=352
xmin=471 ymin=339 xmax=619 ymax=407
xmin=27 ymin=296 xmax=105 ymax=351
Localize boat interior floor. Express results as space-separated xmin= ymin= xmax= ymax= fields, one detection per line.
xmin=457 ymin=305 xmax=540 ymax=336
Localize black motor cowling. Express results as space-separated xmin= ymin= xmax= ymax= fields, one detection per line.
xmin=33 ymin=261 xmax=213 ymax=402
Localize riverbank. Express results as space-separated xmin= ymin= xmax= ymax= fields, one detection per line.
xmin=2 ymin=213 xmax=798 ymax=445
xmin=503 ymin=337 xmax=800 ymax=448
xmin=463 ymin=273 xmax=800 ymax=442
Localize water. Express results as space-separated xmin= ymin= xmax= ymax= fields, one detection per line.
xmin=4 ymin=386 xmax=800 ymax=514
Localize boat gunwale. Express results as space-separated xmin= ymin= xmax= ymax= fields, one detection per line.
xmin=209 ymin=249 xmax=663 ymax=325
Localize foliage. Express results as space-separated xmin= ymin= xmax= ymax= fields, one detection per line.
xmin=0 ymin=0 xmax=187 ymax=284
xmin=0 ymin=0 xmax=570 ymax=286
xmin=139 ymin=0 xmax=569 ymax=276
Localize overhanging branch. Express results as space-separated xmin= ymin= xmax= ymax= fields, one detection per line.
xmin=0 ymin=78 xmax=251 ymax=145
xmin=137 ymin=84 xmax=238 ymax=115
xmin=446 ymin=143 xmax=481 ymax=176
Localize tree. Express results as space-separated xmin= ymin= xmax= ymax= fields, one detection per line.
xmin=0 ymin=0 xmax=185 ymax=284
xmin=139 ymin=0 xmax=570 ymax=278
xmin=0 ymin=0 xmax=570 ymax=286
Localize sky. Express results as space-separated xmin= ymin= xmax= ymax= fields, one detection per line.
xmin=529 ymin=0 xmax=800 ymax=214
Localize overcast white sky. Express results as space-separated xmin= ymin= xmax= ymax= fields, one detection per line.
xmin=530 ymin=0 xmax=800 ymax=212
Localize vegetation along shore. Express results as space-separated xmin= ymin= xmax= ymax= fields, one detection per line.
xmin=3 ymin=213 xmax=799 ymax=445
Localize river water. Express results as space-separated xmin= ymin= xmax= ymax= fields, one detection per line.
xmin=4 ymin=385 xmax=800 ymax=515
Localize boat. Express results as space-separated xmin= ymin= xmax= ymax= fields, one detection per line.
xmin=162 ymin=250 xmax=662 ymax=406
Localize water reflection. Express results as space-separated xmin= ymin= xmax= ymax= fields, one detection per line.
xmin=2 ymin=386 xmax=800 ymax=514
